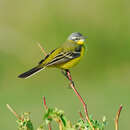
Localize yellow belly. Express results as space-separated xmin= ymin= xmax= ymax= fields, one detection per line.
xmin=59 ymin=57 xmax=81 ymax=69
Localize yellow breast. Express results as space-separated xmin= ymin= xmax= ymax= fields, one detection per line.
xmin=58 ymin=46 xmax=85 ymax=69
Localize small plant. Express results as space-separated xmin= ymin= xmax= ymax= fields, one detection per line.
xmin=16 ymin=112 xmax=34 ymax=130
xmin=75 ymin=115 xmax=106 ymax=130
xmin=7 ymin=97 xmax=122 ymax=130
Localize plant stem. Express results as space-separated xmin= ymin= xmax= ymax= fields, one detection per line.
xmin=43 ymin=96 xmax=48 ymax=110
xmin=65 ymin=69 xmax=95 ymax=130
xmin=43 ymin=96 xmax=52 ymax=130
xmin=6 ymin=104 xmax=22 ymax=121
xmin=115 ymin=105 xmax=123 ymax=130
xmin=79 ymin=111 xmax=85 ymax=122
xmin=57 ymin=119 xmax=63 ymax=130
xmin=37 ymin=42 xmax=47 ymax=56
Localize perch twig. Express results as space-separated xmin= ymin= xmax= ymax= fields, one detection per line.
xmin=63 ymin=69 xmax=95 ymax=130
xmin=115 ymin=105 xmax=123 ymax=130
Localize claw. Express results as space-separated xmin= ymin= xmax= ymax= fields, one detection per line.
xmin=61 ymin=69 xmax=75 ymax=88
xmin=61 ymin=69 xmax=69 ymax=80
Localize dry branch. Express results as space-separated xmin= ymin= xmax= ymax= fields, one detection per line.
xmin=6 ymin=104 xmax=22 ymax=121
xmin=37 ymin=42 xmax=47 ymax=56
xmin=115 ymin=105 xmax=123 ymax=130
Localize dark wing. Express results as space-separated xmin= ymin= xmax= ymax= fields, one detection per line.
xmin=46 ymin=51 xmax=80 ymax=66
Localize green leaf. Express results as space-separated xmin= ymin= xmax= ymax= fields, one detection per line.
xmin=16 ymin=112 xmax=34 ymax=130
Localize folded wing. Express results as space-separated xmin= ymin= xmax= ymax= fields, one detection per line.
xmin=46 ymin=51 xmax=80 ymax=66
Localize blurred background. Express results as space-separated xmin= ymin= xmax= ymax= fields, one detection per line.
xmin=0 ymin=0 xmax=130 ymax=129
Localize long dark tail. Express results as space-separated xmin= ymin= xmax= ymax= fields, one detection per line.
xmin=18 ymin=66 xmax=44 ymax=79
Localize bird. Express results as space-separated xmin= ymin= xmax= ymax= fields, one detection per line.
xmin=18 ymin=32 xmax=87 ymax=79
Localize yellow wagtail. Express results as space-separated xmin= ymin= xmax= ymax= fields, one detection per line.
xmin=18 ymin=32 xmax=87 ymax=79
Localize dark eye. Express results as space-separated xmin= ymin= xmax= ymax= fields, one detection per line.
xmin=72 ymin=37 xmax=80 ymax=40
xmin=75 ymin=37 xmax=79 ymax=40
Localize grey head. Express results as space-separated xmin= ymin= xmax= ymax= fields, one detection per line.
xmin=67 ymin=32 xmax=87 ymax=42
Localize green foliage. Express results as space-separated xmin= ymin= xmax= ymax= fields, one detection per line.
xmin=15 ymin=108 xmax=106 ymax=130
xmin=75 ymin=116 xmax=106 ymax=130
xmin=43 ymin=108 xmax=74 ymax=130
xmin=16 ymin=112 xmax=34 ymax=130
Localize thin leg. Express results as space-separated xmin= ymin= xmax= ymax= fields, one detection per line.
xmin=61 ymin=69 xmax=75 ymax=86
xmin=65 ymin=69 xmax=75 ymax=86
xmin=61 ymin=69 xmax=69 ymax=80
